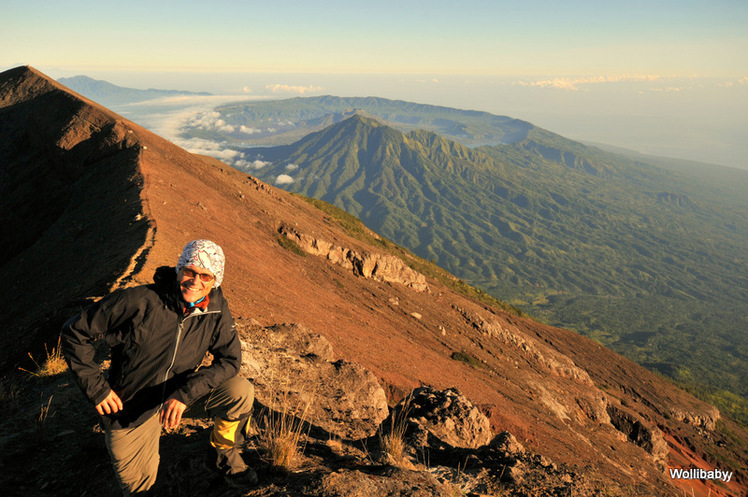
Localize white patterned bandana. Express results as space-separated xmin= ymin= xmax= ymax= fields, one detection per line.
xmin=175 ymin=239 xmax=225 ymax=287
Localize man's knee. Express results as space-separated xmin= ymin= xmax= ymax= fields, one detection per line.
xmin=112 ymin=453 xmax=159 ymax=496
xmin=220 ymin=376 xmax=254 ymax=409
xmin=105 ymin=415 xmax=161 ymax=495
xmin=205 ymin=376 xmax=254 ymax=420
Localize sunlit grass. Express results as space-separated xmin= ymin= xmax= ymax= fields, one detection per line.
xmin=19 ymin=336 xmax=68 ymax=378
xmin=35 ymin=395 xmax=55 ymax=441
xmin=257 ymin=389 xmax=313 ymax=471
xmin=378 ymin=393 xmax=415 ymax=469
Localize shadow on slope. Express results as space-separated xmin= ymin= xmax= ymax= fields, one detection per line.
xmin=0 ymin=66 xmax=153 ymax=371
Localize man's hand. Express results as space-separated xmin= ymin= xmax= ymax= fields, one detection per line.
xmin=160 ymin=398 xmax=187 ymax=430
xmin=95 ymin=390 xmax=123 ymax=416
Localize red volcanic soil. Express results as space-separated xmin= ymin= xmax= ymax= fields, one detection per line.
xmin=2 ymin=66 xmax=746 ymax=496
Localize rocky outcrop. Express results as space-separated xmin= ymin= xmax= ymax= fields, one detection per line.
xmin=383 ymin=387 xmax=493 ymax=449
xmin=452 ymin=307 xmax=613 ymax=427
xmin=375 ymin=386 xmax=577 ymax=495
xmin=669 ymin=405 xmax=721 ymax=431
xmin=237 ymin=327 xmax=580 ymax=494
xmin=454 ymin=306 xmax=594 ymax=386
xmin=607 ymin=404 xmax=669 ymax=469
xmin=279 ymin=225 xmax=429 ymax=292
xmin=239 ymin=322 xmax=389 ymax=439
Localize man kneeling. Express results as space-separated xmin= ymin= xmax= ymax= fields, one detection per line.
xmin=62 ymin=240 xmax=256 ymax=495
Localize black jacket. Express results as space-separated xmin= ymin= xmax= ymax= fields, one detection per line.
xmin=61 ymin=266 xmax=241 ymax=429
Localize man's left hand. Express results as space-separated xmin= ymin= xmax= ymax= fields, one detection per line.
xmin=160 ymin=398 xmax=187 ymax=430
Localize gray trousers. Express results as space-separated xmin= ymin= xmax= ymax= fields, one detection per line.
xmin=104 ymin=376 xmax=254 ymax=495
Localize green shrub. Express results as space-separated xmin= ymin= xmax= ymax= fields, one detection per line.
xmin=276 ymin=236 xmax=307 ymax=257
xmin=450 ymin=351 xmax=483 ymax=369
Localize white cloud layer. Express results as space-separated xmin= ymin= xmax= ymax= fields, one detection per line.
xmin=265 ymin=83 xmax=323 ymax=94
xmin=184 ymin=110 xmax=236 ymax=133
xmin=518 ymin=75 xmax=665 ymax=91
xmin=115 ymin=95 xmax=265 ymax=144
xmin=275 ymin=174 xmax=294 ymax=185
xmin=239 ymin=125 xmax=261 ymax=134
xmin=233 ymin=159 xmax=270 ymax=170
xmin=176 ymin=137 xmax=242 ymax=161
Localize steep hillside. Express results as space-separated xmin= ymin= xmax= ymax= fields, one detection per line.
xmin=2 ymin=66 xmax=746 ymax=496
xmin=239 ymin=114 xmax=748 ymax=423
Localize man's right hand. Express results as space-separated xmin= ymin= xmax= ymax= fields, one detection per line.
xmin=95 ymin=390 xmax=123 ymax=415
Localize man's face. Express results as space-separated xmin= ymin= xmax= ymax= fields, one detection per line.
xmin=178 ymin=265 xmax=215 ymax=303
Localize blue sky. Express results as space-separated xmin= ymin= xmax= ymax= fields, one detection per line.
xmin=4 ymin=0 xmax=746 ymax=75
xmin=2 ymin=0 xmax=747 ymax=168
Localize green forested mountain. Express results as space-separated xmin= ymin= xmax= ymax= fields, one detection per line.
xmin=241 ymin=113 xmax=748 ymax=422
xmin=186 ymin=95 xmax=532 ymax=147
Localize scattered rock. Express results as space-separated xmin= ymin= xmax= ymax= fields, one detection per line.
xmin=506 ymin=463 xmax=526 ymax=483
xmin=489 ymin=431 xmax=525 ymax=457
xmin=315 ymin=467 xmax=457 ymax=497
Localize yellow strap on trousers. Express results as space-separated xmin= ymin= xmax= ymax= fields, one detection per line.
xmin=210 ymin=417 xmax=242 ymax=450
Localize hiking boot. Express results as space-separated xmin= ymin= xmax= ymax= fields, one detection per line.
xmin=224 ymin=468 xmax=259 ymax=488
xmin=205 ymin=443 xmax=249 ymax=475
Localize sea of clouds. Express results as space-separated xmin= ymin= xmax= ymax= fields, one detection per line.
xmin=113 ymin=94 xmax=300 ymax=185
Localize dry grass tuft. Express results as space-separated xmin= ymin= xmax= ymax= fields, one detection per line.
xmin=35 ymin=395 xmax=55 ymax=440
xmin=379 ymin=394 xmax=415 ymax=469
xmin=257 ymin=389 xmax=313 ymax=471
xmin=38 ymin=395 xmax=54 ymax=424
xmin=380 ymin=427 xmax=409 ymax=466
xmin=19 ymin=336 xmax=68 ymax=378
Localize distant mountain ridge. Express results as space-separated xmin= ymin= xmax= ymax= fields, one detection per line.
xmin=242 ymin=113 xmax=748 ymax=423
xmin=181 ymin=94 xmax=534 ymax=148
xmin=57 ymin=75 xmax=211 ymax=106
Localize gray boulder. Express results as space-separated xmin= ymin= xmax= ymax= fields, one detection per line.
xmin=240 ymin=323 xmax=389 ymax=440
xmin=383 ymin=386 xmax=493 ymax=449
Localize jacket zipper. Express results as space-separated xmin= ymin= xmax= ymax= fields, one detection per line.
xmin=159 ymin=308 xmax=221 ymax=407
xmin=159 ymin=315 xmax=185 ymax=408
xmin=164 ymin=318 xmax=185 ymax=384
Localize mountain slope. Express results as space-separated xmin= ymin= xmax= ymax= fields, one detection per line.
xmin=2 ymin=66 xmax=747 ymax=496
xmin=242 ymin=114 xmax=748 ymax=421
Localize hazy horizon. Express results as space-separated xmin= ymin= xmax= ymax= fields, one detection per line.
xmin=3 ymin=0 xmax=747 ymax=170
